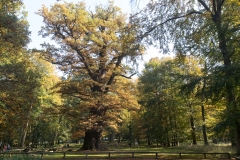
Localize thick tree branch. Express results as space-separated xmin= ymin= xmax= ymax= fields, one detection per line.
xmin=198 ymin=0 xmax=212 ymax=13
xmin=106 ymin=54 xmax=124 ymax=86
xmin=213 ymin=0 xmax=217 ymax=15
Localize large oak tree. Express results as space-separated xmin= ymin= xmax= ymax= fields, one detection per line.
xmin=38 ymin=1 xmax=143 ymax=150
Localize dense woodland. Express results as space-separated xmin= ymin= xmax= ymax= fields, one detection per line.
xmin=0 ymin=0 xmax=240 ymax=156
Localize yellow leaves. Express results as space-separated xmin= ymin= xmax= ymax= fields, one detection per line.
xmin=107 ymin=77 xmax=140 ymax=111
xmin=228 ymin=0 xmax=240 ymax=5
xmin=71 ymin=130 xmax=85 ymax=139
xmin=37 ymin=1 xmax=145 ymax=135
xmin=220 ymin=1 xmax=240 ymax=30
xmin=39 ymin=2 xmax=88 ymax=32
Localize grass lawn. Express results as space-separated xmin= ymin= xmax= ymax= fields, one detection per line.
xmin=0 ymin=141 xmax=236 ymax=159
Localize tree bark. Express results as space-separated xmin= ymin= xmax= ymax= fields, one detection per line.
xmin=235 ymin=123 xmax=240 ymax=155
xmin=147 ymin=134 xmax=151 ymax=145
xmin=81 ymin=128 xmax=102 ymax=150
xmin=21 ymin=120 xmax=29 ymax=148
xmin=18 ymin=127 xmax=23 ymax=147
xmin=117 ymin=132 xmax=122 ymax=143
xmin=109 ymin=132 xmax=115 ymax=143
xmin=190 ymin=115 xmax=197 ymax=145
xmin=19 ymin=105 xmax=32 ymax=148
xmin=217 ymin=25 xmax=240 ymax=155
xmin=225 ymin=84 xmax=240 ymax=155
xmin=189 ymin=103 xmax=197 ymax=145
xmin=201 ymin=105 xmax=209 ymax=145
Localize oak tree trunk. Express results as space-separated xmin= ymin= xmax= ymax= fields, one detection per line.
xmin=81 ymin=129 xmax=102 ymax=150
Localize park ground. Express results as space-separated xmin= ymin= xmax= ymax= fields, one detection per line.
xmin=1 ymin=140 xmax=239 ymax=159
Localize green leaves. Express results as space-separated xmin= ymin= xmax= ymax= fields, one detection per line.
xmin=138 ymin=57 xmax=190 ymax=144
xmin=0 ymin=0 xmax=30 ymax=54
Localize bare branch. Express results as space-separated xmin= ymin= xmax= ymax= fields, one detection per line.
xmin=120 ymin=73 xmax=136 ymax=79
xmin=140 ymin=11 xmax=203 ymax=39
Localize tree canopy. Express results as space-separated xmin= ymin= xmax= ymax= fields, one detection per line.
xmin=0 ymin=0 xmax=30 ymax=54
xmin=38 ymin=1 xmax=144 ymax=150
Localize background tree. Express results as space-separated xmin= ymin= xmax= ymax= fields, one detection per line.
xmin=0 ymin=0 xmax=29 ymax=56
xmin=26 ymin=52 xmax=63 ymax=147
xmin=0 ymin=51 xmax=62 ymax=147
xmin=177 ymin=55 xmax=204 ymax=145
xmin=38 ymin=1 xmax=144 ymax=150
xmin=131 ymin=0 xmax=240 ymax=155
xmin=0 ymin=0 xmax=65 ymax=148
xmin=138 ymin=57 xmax=191 ymax=146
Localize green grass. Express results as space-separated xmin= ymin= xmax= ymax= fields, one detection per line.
xmin=107 ymin=140 xmax=235 ymax=153
xmin=3 ymin=141 xmax=235 ymax=159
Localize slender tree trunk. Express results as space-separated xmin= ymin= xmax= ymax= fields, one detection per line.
xmin=20 ymin=105 xmax=32 ymax=148
xmin=147 ymin=134 xmax=151 ymax=145
xmin=118 ymin=133 xmax=122 ymax=143
xmin=172 ymin=99 xmax=179 ymax=146
xmin=174 ymin=115 xmax=179 ymax=146
xmin=165 ymin=126 xmax=170 ymax=146
xmin=54 ymin=129 xmax=58 ymax=145
xmin=18 ymin=127 xmax=23 ymax=147
xmin=201 ymin=105 xmax=208 ymax=145
xmin=190 ymin=115 xmax=197 ymax=145
xmin=189 ymin=103 xmax=197 ymax=145
xmin=21 ymin=120 xmax=29 ymax=148
xmin=128 ymin=122 xmax=133 ymax=142
xmin=109 ymin=132 xmax=115 ymax=143
xmin=235 ymin=123 xmax=240 ymax=154
xmin=230 ymin=126 xmax=237 ymax=146
xmin=201 ymin=62 xmax=208 ymax=145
